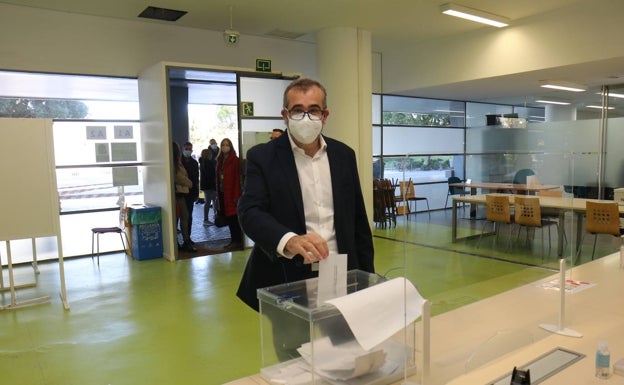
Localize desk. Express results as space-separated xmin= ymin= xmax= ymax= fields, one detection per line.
xmin=449 ymin=182 xmax=560 ymax=195
xmin=226 ymin=254 xmax=624 ymax=385
xmin=451 ymin=194 xmax=624 ymax=256
xmin=449 ymin=183 xmax=560 ymax=218
xmin=446 ymin=252 xmax=624 ymax=385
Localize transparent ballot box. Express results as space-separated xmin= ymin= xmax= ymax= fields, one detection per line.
xmin=257 ymin=269 xmax=418 ymax=385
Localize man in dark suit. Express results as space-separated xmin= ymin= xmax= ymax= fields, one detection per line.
xmin=236 ymin=78 xmax=375 ymax=312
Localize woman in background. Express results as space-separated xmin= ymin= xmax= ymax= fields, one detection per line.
xmin=173 ymin=142 xmax=196 ymax=252
xmin=215 ymin=138 xmax=242 ymax=250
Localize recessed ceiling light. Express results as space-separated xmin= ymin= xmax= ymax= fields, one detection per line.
xmin=539 ymin=80 xmax=587 ymax=92
xmin=602 ymin=92 xmax=624 ymax=99
xmin=586 ymin=105 xmax=615 ymax=110
xmin=535 ymin=99 xmax=571 ymax=106
xmin=440 ymin=3 xmax=509 ymax=28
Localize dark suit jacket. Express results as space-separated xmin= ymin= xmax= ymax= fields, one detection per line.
xmin=236 ymin=133 xmax=375 ymax=311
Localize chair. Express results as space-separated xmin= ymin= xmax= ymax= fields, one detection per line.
xmin=578 ymin=201 xmax=623 ymax=260
xmin=91 ymin=226 xmax=128 ymax=266
xmin=477 ymin=194 xmax=513 ymax=250
xmin=373 ymin=179 xmax=397 ymax=228
xmin=513 ymin=196 xmax=559 ymax=256
xmin=445 ymin=176 xmax=469 ymax=209
xmin=512 ymin=169 xmax=535 ymax=185
xmin=395 ymin=180 xmax=430 ymax=219
xmin=538 ymin=189 xmax=567 ymax=245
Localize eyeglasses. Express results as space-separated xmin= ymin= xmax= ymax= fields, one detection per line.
xmin=285 ymin=107 xmax=325 ymax=121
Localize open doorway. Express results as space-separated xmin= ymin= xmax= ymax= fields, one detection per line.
xmin=169 ymin=70 xmax=240 ymax=257
xmin=160 ymin=67 xmax=295 ymax=259
xmin=183 ymin=104 xmax=239 ymax=254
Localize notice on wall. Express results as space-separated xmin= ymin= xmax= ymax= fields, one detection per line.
xmin=111 ymin=142 xmax=137 ymax=162
xmin=114 ymin=125 xmax=134 ymax=139
xmin=113 ymin=167 xmax=139 ymax=186
xmin=86 ymin=125 xmax=107 ymax=140
xmin=95 ymin=143 xmax=110 ymax=162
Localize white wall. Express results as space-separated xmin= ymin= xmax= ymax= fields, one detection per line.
xmin=0 ymin=3 xmax=317 ymax=79
xmin=381 ymin=0 xmax=624 ymax=94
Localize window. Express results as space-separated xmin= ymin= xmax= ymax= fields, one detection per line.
xmin=0 ymin=71 xmax=140 ymax=259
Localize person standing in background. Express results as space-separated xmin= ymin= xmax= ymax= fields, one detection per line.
xmin=215 ymin=138 xmax=243 ymax=250
xmin=208 ymin=138 xmax=219 ymax=159
xmin=181 ymin=142 xmax=199 ymax=239
xmin=199 ymin=147 xmax=217 ymax=226
xmin=270 ymin=128 xmax=284 ymax=140
xmin=173 ymin=142 xmax=196 ymax=252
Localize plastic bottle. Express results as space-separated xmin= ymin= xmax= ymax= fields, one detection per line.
xmin=596 ymin=341 xmax=611 ymax=379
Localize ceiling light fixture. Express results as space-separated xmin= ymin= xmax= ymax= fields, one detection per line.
xmin=586 ymin=105 xmax=615 ymax=110
xmin=601 ymin=91 xmax=624 ymax=99
xmin=539 ymin=80 xmax=587 ymax=92
xmin=440 ymin=3 xmax=509 ymax=28
xmin=535 ymin=99 xmax=571 ymax=106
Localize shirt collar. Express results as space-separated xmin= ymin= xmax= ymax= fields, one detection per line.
xmin=287 ymin=131 xmax=327 ymax=157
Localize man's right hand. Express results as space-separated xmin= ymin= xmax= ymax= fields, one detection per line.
xmin=284 ymin=233 xmax=329 ymax=263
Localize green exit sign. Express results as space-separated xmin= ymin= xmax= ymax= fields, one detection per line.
xmin=256 ymin=59 xmax=272 ymax=72
xmin=241 ymin=102 xmax=254 ymax=117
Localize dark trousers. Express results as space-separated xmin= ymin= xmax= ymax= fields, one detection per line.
xmin=227 ymin=214 xmax=242 ymax=244
xmin=218 ymin=191 xmax=242 ymax=245
xmin=184 ymin=195 xmax=196 ymax=235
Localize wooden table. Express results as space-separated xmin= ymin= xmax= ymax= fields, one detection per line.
xmin=226 ymin=253 xmax=624 ymax=385
xmin=451 ymin=194 xmax=624 ymax=256
xmin=449 ymin=182 xmax=561 ymax=195
xmin=449 ymin=182 xmax=560 ymax=218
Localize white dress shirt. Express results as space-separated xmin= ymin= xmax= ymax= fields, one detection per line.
xmin=277 ymin=133 xmax=337 ymax=258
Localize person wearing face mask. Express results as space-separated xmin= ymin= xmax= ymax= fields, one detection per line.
xmin=181 ymin=142 xmax=199 ymax=242
xmin=215 ymin=138 xmax=243 ymax=250
xmin=208 ymin=138 xmax=219 ymax=159
xmin=236 ymin=78 xmax=375 ymax=313
xmin=172 ymin=142 xmax=196 ymax=252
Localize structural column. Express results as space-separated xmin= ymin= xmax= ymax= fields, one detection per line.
xmin=316 ymin=27 xmax=373 ymax=223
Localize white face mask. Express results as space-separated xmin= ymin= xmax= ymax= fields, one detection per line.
xmin=288 ymin=117 xmax=323 ymax=145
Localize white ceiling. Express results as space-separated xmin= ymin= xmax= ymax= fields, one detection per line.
xmin=2 ymin=0 xmax=623 ymax=114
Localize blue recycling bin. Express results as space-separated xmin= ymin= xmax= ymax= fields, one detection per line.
xmin=128 ymin=205 xmax=163 ymax=260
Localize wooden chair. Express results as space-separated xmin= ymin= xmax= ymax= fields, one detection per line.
xmin=91 ymin=226 xmax=128 ymax=266
xmin=395 ymin=180 xmax=430 ymax=219
xmin=578 ymin=201 xmax=623 ymax=260
xmin=477 ymin=194 xmax=513 ymax=250
xmin=514 ymin=196 xmax=559 ymax=256
xmin=373 ymin=179 xmax=397 ymax=228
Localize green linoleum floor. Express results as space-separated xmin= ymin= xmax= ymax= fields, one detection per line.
xmin=1 ymin=210 xmax=617 ymax=384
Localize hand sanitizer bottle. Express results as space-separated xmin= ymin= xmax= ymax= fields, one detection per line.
xmin=596 ymin=341 xmax=611 ymax=379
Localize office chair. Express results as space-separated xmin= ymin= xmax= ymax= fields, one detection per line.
xmin=512 ymin=169 xmax=535 ymax=185
xmin=445 ymin=176 xmax=469 ymax=209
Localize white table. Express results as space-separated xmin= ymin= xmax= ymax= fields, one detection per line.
xmin=225 ymin=254 xmax=624 ymax=385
